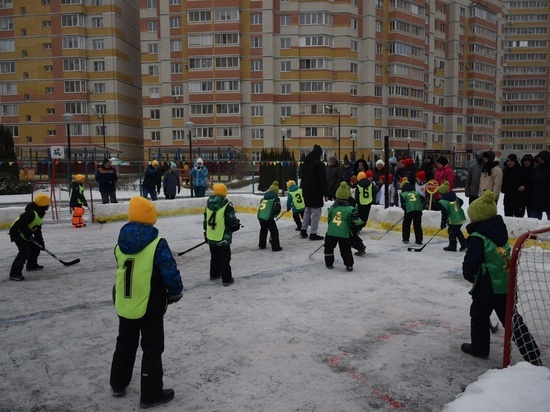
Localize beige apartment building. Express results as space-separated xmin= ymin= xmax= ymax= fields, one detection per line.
xmin=0 ymin=0 xmax=143 ymax=162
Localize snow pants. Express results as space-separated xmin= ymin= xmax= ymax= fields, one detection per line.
xmin=9 ymin=233 xmax=42 ymax=276
xmin=209 ymin=244 xmax=233 ymax=284
xmin=324 ymin=235 xmax=354 ymax=268
xmin=258 ymin=219 xmax=281 ymax=250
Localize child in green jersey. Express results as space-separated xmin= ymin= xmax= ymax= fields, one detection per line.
xmin=286 ymin=180 xmax=305 ymax=231
xmin=324 ymin=182 xmax=364 ymax=271
xmin=400 ymin=182 xmax=424 ymax=245
xmin=437 ymin=181 xmax=467 ymax=252
xmin=258 ymin=181 xmax=282 ymax=251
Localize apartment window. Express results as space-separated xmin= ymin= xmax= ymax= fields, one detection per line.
xmin=374 ymin=86 xmax=382 ymax=96
xmin=305 ymin=127 xmax=318 ymax=137
xmin=172 ymin=85 xmax=183 ymax=96
xmin=375 ymin=65 xmax=381 ymax=75
xmin=281 ymin=61 xmax=291 ymax=72
xmin=189 ymin=80 xmax=213 ymax=92
xmin=92 ymin=0 xmax=104 ymax=5
xmin=62 ymin=36 xmax=85 ymax=49
xmin=45 ymin=87 xmax=54 ymax=93
xmin=281 ymin=106 xmax=291 ymax=117
xmin=0 ymin=17 xmax=14 ymax=30
xmin=92 ymin=39 xmax=104 ymax=50
xmin=215 ymin=33 xmax=239 ymax=45
xmin=216 ymin=80 xmax=239 ymax=91
xmin=350 ymin=107 xmax=358 ymax=118
xmin=251 ymin=60 xmax=263 ymax=71
xmin=251 ymin=129 xmax=264 ymax=139
xmin=46 ymin=108 xmax=55 ymax=115
xmin=61 ymin=0 xmax=83 ymax=3
xmin=148 ymin=65 xmax=159 ymax=76
xmin=147 ymin=0 xmax=157 ymax=9
xmin=188 ymin=11 xmax=212 ymax=22
xmin=94 ymin=83 xmax=106 ymax=93
xmin=281 ymin=84 xmax=291 ymax=94
xmin=170 ymin=17 xmax=181 ymax=28
xmin=62 ymin=14 xmax=85 ymax=27
xmin=64 ymin=58 xmax=86 ymax=71
xmin=251 ymin=106 xmax=263 ymax=117
xmin=351 ymin=18 xmax=358 ymax=30
xmin=22 ymin=50 xmax=28 ymax=58
xmin=189 ymin=34 xmax=213 ymax=46
xmin=171 ymin=63 xmax=182 ymax=74
xmin=350 ymin=85 xmax=358 ymax=95
xmin=0 ymin=39 xmax=15 ymax=51
xmin=216 ymin=103 xmax=240 ymax=114
xmin=252 ymin=82 xmax=263 ymax=94
xmin=92 ymin=17 xmax=103 ymax=28
xmin=281 ymin=38 xmax=291 ymax=49
xmin=374 ymin=130 xmax=382 ymax=140
xmin=350 ymin=62 xmax=358 ymax=73
xmin=23 ymin=72 xmax=29 ymax=79
xmin=351 ymin=40 xmax=358 ymax=51
xmin=26 ymin=115 xmax=31 ymax=122
xmin=172 ymin=108 xmax=184 ymax=118
xmin=151 ymin=131 xmax=160 ymax=141
xmin=43 ymin=21 xmax=51 ymax=28
xmin=172 ymin=130 xmax=185 ymax=141
xmin=1 ymin=104 xmax=17 ymax=116
xmin=44 ymin=65 xmax=53 ymax=72
xmin=147 ymin=21 xmax=158 ymax=32
xmin=170 ymin=40 xmax=182 ymax=51
xmin=189 ymin=57 xmax=213 ymax=69
xmin=280 ymin=15 xmax=290 ymax=26
xmin=64 ymin=80 xmax=86 ymax=93
xmin=149 ymin=87 xmax=160 ymax=98
xmin=43 ymin=0 xmax=50 ymax=4
xmin=150 ymin=109 xmax=160 ymax=119
xmin=251 ymin=36 xmax=262 ymax=48
xmin=375 ymin=43 xmax=382 ymax=54
xmin=65 ymin=102 xmax=87 ymax=114
xmin=22 ymin=29 xmax=27 ymax=37
xmin=215 ymin=57 xmax=239 ymax=68
xmin=214 ymin=9 xmax=239 ymax=21
xmin=251 ymin=14 xmax=262 ymax=24
xmin=0 ymin=83 xmax=16 ymax=95
xmin=374 ymin=108 xmax=382 ymax=118
xmin=0 ymin=0 xmax=12 ymax=7
xmin=251 ymin=151 xmax=262 ymax=161
xmin=94 ymin=61 xmax=105 ymax=72
xmin=48 ymin=130 xmax=56 ymax=136
xmin=0 ymin=61 xmax=15 ymax=73
xmin=376 ymin=21 xmax=382 ymax=32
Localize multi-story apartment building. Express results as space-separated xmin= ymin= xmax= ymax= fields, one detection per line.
xmin=500 ymin=0 xmax=550 ymax=159
xmin=0 ymin=0 xmax=143 ymax=162
xmin=141 ymin=0 xmax=508 ymax=167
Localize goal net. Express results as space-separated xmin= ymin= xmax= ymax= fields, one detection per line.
xmin=503 ymin=227 xmax=550 ymax=368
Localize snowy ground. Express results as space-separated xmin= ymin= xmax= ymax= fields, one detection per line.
xmin=1 ymin=190 xmax=550 ymax=412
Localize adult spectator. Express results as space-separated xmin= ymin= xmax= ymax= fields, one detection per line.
xmin=142 ymin=160 xmax=162 ymax=201
xmin=531 ymin=150 xmax=550 ymax=220
xmin=521 ymin=154 xmax=536 ymax=218
xmin=395 ymin=157 xmax=416 ymax=184
xmin=478 ymin=151 xmax=503 ymax=201
xmin=431 ymin=156 xmax=455 ymax=210
xmin=326 ymin=156 xmax=344 ymax=200
xmin=300 ymin=144 xmax=327 ymax=240
xmin=163 ymin=162 xmax=181 ymax=200
xmin=465 ymin=150 xmax=483 ymax=204
xmin=420 ymin=155 xmax=436 ymax=182
xmin=190 ymin=158 xmax=209 ymax=198
xmin=95 ymin=158 xmax=118 ymax=204
xmin=341 ymin=157 xmax=354 ymax=185
xmin=352 ymin=158 xmax=369 ymax=178
xmin=501 ymin=154 xmax=528 ymax=217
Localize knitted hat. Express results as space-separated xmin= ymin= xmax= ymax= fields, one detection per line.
xmin=438 ymin=180 xmax=450 ymax=194
xmin=506 ymin=154 xmax=518 ymax=163
xmin=213 ymin=183 xmax=228 ymax=197
xmin=196 ymin=157 xmax=203 ymax=164
xmin=328 ymin=156 xmax=338 ymax=164
xmin=389 ymin=157 xmax=397 ymax=164
xmin=468 ymin=190 xmax=497 ymax=222
xmin=379 ymin=173 xmax=393 ymax=182
xmin=335 ymin=182 xmax=351 ymax=200
xmin=436 ymin=156 xmax=448 ymax=166
xmin=129 ymin=196 xmax=157 ymax=225
xmin=151 ymin=160 xmax=159 ymax=166
xmin=287 ymin=180 xmax=296 ymax=187
xmin=398 ymin=177 xmax=409 ymax=189
xmin=34 ymin=194 xmax=51 ymax=207
xmin=357 ymin=172 xmax=367 ymax=181
xmin=269 ymin=181 xmax=280 ymax=195
xmin=365 ymin=170 xmax=373 ymax=179
xmin=376 ymin=159 xmax=385 ymax=167
xmin=170 ymin=162 xmax=177 ymax=169
xmin=74 ymin=174 xmax=85 ymax=182
xmin=402 ymin=158 xmax=414 ymax=167
xmin=416 ymin=171 xmax=426 ymax=181
xmin=401 ymin=183 xmax=414 ymax=192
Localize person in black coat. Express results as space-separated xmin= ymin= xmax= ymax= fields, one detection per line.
xmin=142 ymin=160 xmax=162 ymax=201
xmin=95 ymin=158 xmax=118 ymax=204
xmin=420 ymin=155 xmax=435 ymax=182
xmin=531 ymin=150 xmax=550 ymax=220
xmin=521 ymin=154 xmax=536 ymax=217
xmin=501 ymin=154 xmax=528 ymax=217
xmin=299 ymin=144 xmax=327 ymax=240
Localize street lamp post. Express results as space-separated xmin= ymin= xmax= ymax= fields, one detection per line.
xmin=451 ymin=139 xmax=457 ymax=169
xmin=406 ymin=136 xmax=411 ymax=158
xmin=90 ymin=105 xmax=106 ymax=148
xmin=62 ymin=112 xmax=74 ymax=180
xmin=186 ymin=121 xmax=195 ymax=198
xmin=350 ymin=132 xmax=357 ymax=162
xmin=326 ymin=106 xmax=341 ymax=160
xmin=280 ymin=128 xmax=287 ymax=196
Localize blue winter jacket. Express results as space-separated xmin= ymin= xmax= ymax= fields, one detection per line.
xmin=190 ymin=166 xmax=209 ymax=187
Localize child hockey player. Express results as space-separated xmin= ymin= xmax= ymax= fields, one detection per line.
xmin=355 ymin=171 xmax=376 ymax=227
xmin=286 ymin=180 xmax=305 ymax=231
xmin=204 ymin=183 xmax=241 ymax=286
xmin=8 ymin=194 xmax=51 ymax=281
xmin=110 ymin=196 xmax=183 ymax=408
xmin=258 ymin=181 xmax=282 ymax=251
xmin=400 ymin=182 xmax=424 ymax=245
xmin=324 ymin=182 xmax=364 ymax=271
xmin=437 ymin=181 xmax=467 ymax=252
xmin=69 ymin=174 xmax=88 ymax=228
xmin=461 ymin=190 xmax=541 ymax=365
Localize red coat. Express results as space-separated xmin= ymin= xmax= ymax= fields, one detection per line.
xmin=433 ymin=164 xmax=455 ymax=198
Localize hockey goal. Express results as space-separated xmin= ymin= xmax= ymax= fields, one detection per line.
xmin=503 ymin=227 xmax=550 ymax=368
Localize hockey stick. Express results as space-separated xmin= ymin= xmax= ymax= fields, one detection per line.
xmin=490 ymin=320 xmax=499 ymax=334
xmin=407 ymin=228 xmax=442 ymax=252
xmin=177 ymin=240 xmax=207 ymax=256
xmin=86 ymin=206 xmax=106 ymax=224
xmin=308 ymin=243 xmax=325 ymax=259
xmin=369 ymin=216 xmax=405 ymax=240
xmin=275 ymin=210 xmax=289 ymax=221
xmin=30 ymin=238 xmax=81 ymax=266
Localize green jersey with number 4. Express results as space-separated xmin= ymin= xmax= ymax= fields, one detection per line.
xmin=327 ymin=205 xmax=354 ymax=238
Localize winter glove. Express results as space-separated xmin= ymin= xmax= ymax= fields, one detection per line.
xmin=167 ymin=293 xmax=183 ymax=305
xmin=440 ymin=223 xmax=447 ymax=230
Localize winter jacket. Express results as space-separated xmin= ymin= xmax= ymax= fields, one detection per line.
xmin=521 ymin=154 xmax=536 ymax=208
xmin=9 ymin=202 xmax=47 ymax=243
xmin=142 ymin=165 xmax=162 ymax=192
xmin=531 ymin=150 xmax=550 ymax=212
xmin=190 ymin=165 xmax=209 ymax=187
xmin=203 ymin=195 xmax=241 ymax=246
xmin=341 ymin=163 xmax=354 ymax=185
xmin=501 ymin=163 xmax=528 ymax=210
xmin=465 ymin=160 xmax=482 ymax=198
xmin=463 ymin=215 xmax=508 ymax=293
xmin=95 ymin=165 xmax=118 ymax=194
xmin=395 ymin=162 xmax=416 ymax=185
xmin=478 ymin=153 xmax=503 ymax=199
xmin=326 ymin=160 xmax=344 ymax=200
xmin=433 ymin=164 xmax=455 ymax=199
xmin=352 ymin=159 xmax=369 ymax=177
xmin=300 ymin=150 xmax=327 ymax=208
xmin=115 ymin=222 xmax=183 ymax=316
xmin=69 ymin=182 xmax=87 ymax=208
xmin=420 ymin=157 xmax=435 ymax=182
xmin=163 ymin=170 xmax=181 ymax=197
